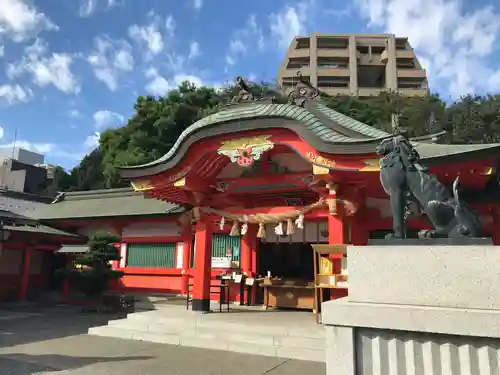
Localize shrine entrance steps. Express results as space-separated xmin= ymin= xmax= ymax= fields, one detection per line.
xmin=88 ymin=303 xmax=325 ymax=363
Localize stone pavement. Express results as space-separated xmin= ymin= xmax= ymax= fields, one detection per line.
xmin=0 ymin=306 xmax=326 ymax=375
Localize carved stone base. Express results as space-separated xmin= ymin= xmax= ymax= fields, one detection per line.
xmin=369 ymin=237 xmax=493 ymax=246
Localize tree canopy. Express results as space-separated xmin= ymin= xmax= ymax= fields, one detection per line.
xmin=56 ymin=81 xmax=500 ymax=192
xmin=58 ymin=232 xmax=123 ymax=300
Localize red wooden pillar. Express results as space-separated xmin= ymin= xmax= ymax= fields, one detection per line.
xmin=328 ymin=212 xmax=345 ymax=272
xmin=328 ymin=208 xmax=347 ymax=300
xmin=251 ymin=227 xmax=259 ymax=305
xmin=240 ymin=224 xmax=256 ymax=275
xmin=240 ymin=224 xmax=257 ymax=304
xmin=350 ymin=216 xmax=368 ymax=245
xmin=251 ymin=239 xmax=258 ymax=276
xmin=328 ymin=212 xmax=345 ymax=244
xmin=192 ymin=220 xmax=212 ymax=312
xmin=181 ymin=229 xmax=193 ymax=295
xmin=19 ymin=247 xmax=32 ymax=301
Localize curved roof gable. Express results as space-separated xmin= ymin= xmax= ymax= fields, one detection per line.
xmin=121 ymin=102 xmax=390 ymax=171
xmin=118 ymin=75 xmax=500 ymax=178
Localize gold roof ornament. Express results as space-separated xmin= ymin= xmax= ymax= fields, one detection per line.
xmin=130 ymin=179 xmax=153 ymax=191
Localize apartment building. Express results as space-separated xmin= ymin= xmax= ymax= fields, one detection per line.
xmin=0 ymin=148 xmax=57 ymax=195
xmin=277 ymin=33 xmax=429 ymax=97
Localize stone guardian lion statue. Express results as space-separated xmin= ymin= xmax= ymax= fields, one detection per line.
xmin=376 ymin=131 xmax=482 ymax=240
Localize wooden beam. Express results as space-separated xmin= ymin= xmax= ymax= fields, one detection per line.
xmin=174 ymin=175 xmax=212 ymax=194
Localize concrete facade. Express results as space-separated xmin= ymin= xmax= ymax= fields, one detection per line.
xmin=277 ymin=33 xmax=429 ymax=97
xmin=0 ymin=147 xmax=44 ymax=165
xmin=348 ymin=243 xmax=500 ymax=310
xmin=322 ymin=243 xmax=500 ymax=375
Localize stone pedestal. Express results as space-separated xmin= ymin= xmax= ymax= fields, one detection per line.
xmin=322 ymin=240 xmax=500 ymax=375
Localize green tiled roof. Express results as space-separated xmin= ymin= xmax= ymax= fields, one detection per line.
xmin=413 ymin=142 xmax=500 ymax=159
xmin=30 ymin=188 xmax=185 ymax=220
xmin=125 ymin=103 xmax=388 ymax=170
xmin=119 ymin=99 xmax=500 ymax=175
xmin=311 ymin=103 xmax=390 ymax=138
xmin=5 ymin=224 xmax=81 ymax=238
xmin=57 ymin=245 xmax=89 ymax=253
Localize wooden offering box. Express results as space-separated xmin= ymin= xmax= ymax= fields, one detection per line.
xmin=260 ymin=278 xmax=315 ymax=310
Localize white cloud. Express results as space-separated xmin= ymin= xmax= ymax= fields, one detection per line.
xmin=87 ymin=36 xmax=134 ymax=91
xmin=128 ymin=12 xmax=175 ymax=60
xmin=144 ymin=68 xmax=208 ymax=96
xmin=354 ymin=0 xmax=500 ymax=96
xmin=145 ymin=68 xmax=171 ymax=96
xmin=0 ymin=45 xmax=4 ymax=57
xmin=29 ymin=54 xmax=78 ymax=93
xmin=0 ymin=0 xmax=57 ymax=41
xmin=192 ymin=0 xmax=203 ymax=10
xmin=0 ymin=137 xmax=85 ymax=162
xmin=225 ymin=56 xmax=234 ymax=67
xmin=7 ymin=39 xmax=79 ymax=94
xmin=188 ymin=41 xmax=200 ymax=59
xmin=165 ymin=15 xmax=176 ymax=36
xmin=0 ymin=140 xmax=54 ymax=154
xmin=174 ymin=74 xmax=204 ymax=87
xmin=225 ymin=14 xmax=265 ymax=67
xmin=84 ymin=132 xmax=100 ymax=148
xmin=0 ymin=84 xmax=32 ymax=104
xmin=78 ymin=0 xmax=97 ymax=17
xmin=93 ymin=109 xmax=123 ymax=129
xmin=69 ymin=109 xmax=81 ymax=118
xmin=78 ymin=0 xmax=120 ymax=17
xmin=269 ymin=2 xmax=309 ymax=50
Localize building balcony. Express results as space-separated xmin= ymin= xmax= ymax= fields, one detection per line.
xmin=398 ymin=88 xmax=429 ymax=97
xmin=358 ymin=88 xmax=385 ymax=97
xmin=316 ymin=48 xmax=350 ymax=58
xmin=321 ymin=87 xmax=351 ymax=96
xmin=316 ymin=67 xmax=350 ymax=77
xmin=358 ymin=54 xmax=385 ymax=66
xmin=282 ymin=66 xmax=311 ymax=76
xmin=397 ymin=69 xmax=427 ymax=79
xmin=396 ymin=49 xmax=416 ymax=59
xmin=288 ymin=48 xmax=311 ymax=58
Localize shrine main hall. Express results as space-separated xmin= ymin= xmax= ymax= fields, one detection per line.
xmin=111 ymin=78 xmax=500 ymax=312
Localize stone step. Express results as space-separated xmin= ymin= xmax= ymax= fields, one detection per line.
xmin=108 ymin=317 xmax=325 ymax=351
xmin=123 ymin=311 xmax=325 ymax=339
xmin=132 ymin=293 xmax=180 ymax=302
xmin=134 ymin=300 xmax=188 ymax=310
xmin=88 ymin=324 xmax=325 ymax=362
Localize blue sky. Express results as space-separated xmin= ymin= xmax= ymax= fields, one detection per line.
xmin=0 ymin=0 xmax=499 ymax=169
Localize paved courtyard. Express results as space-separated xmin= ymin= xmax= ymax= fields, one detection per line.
xmin=0 ymin=305 xmax=326 ymax=375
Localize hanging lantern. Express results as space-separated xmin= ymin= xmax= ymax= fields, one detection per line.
xmin=241 ymin=222 xmax=248 ymax=236
xmin=257 ymin=223 xmax=266 ymax=238
xmin=295 ymin=214 xmax=304 ymax=229
xmin=230 ymin=221 xmax=240 ymax=236
xmin=274 ymin=222 xmax=284 ymax=236
xmin=219 ymin=216 xmax=225 ymax=231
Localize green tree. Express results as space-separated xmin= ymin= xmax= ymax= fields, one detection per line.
xmin=99 ymin=81 xmax=228 ymax=186
xmin=65 ymin=232 xmax=123 ymax=302
xmin=446 ymin=94 xmax=500 ymax=144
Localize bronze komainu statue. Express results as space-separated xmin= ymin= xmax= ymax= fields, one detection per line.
xmin=376 ymin=131 xmax=482 ymax=239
